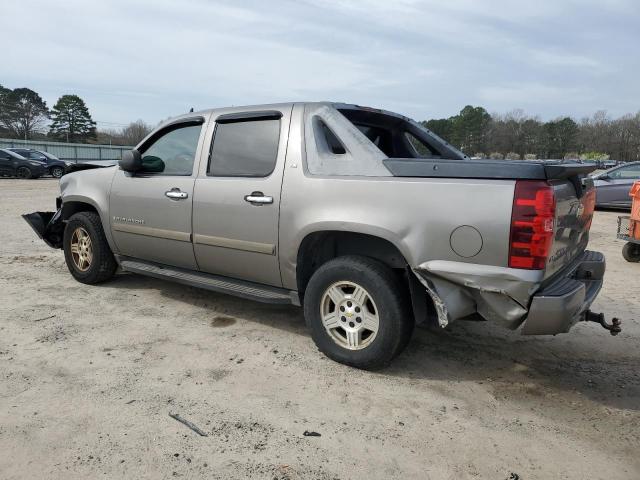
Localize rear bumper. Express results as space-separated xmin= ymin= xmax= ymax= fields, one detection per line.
xmin=521 ymin=250 xmax=605 ymax=335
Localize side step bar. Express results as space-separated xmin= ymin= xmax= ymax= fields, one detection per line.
xmin=118 ymin=258 xmax=299 ymax=305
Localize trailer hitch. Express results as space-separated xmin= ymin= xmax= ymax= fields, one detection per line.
xmin=583 ymin=310 xmax=622 ymax=336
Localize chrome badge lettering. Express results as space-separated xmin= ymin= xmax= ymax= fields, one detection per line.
xmin=113 ymin=216 xmax=145 ymax=225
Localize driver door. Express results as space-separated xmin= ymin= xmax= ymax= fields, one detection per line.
xmin=109 ymin=116 xmax=209 ymax=269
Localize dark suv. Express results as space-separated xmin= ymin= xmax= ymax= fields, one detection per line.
xmin=0 ymin=148 xmax=47 ymax=178
xmin=7 ymin=148 xmax=69 ymax=178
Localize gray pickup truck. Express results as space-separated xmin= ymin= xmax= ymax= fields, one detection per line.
xmin=24 ymin=102 xmax=620 ymax=369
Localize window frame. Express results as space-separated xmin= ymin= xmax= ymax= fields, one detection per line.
xmin=206 ymin=111 xmax=283 ymax=178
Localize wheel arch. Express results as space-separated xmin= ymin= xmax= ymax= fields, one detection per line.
xmin=60 ymin=196 xmax=118 ymax=254
xmin=61 ymin=200 xmax=100 ymax=221
xmin=295 ymin=229 xmax=437 ymax=326
xmin=295 ymin=230 xmax=409 ymax=294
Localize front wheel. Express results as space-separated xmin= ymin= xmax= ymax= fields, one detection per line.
xmin=16 ymin=166 xmax=33 ymax=179
xmin=622 ymin=242 xmax=640 ymax=262
xmin=50 ymin=166 xmax=65 ymax=178
xmin=63 ymin=211 xmax=117 ymax=284
xmin=303 ymin=256 xmax=413 ymax=370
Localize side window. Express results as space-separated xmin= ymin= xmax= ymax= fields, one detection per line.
xmin=319 ymin=121 xmax=346 ymax=155
xmin=208 ymin=119 xmax=280 ymax=177
xmin=140 ymin=124 xmax=202 ymax=175
xmin=609 ymin=165 xmax=640 ymax=179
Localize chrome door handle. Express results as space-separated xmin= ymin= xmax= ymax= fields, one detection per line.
xmin=165 ymin=188 xmax=188 ymax=200
xmin=244 ymin=191 xmax=273 ymax=205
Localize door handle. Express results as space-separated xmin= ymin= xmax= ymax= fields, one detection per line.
xmin=165 ymin=188 xmax=188 ymax=200
xmin=244 ymin=191 xmax=273 ymax=205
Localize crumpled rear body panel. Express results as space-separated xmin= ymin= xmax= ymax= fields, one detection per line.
xmin=413 ymin=260 xmax=544 ymax=329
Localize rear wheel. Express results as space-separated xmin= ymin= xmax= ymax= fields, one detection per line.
xmin=303 ymin=256 xmax=413 ymax=370
xmin=16 ymin=166 xmax=33 ymax=179
xmin=50 ymin=166 xmax=64 ymax=178
xmin=63 ymin=211 xmax=117 ymax=284
xmin=622 ymin=242 xmax=640 ymax=262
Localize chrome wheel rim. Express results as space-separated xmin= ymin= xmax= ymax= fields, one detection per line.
xmin=52 ymin=167 xmax=63 ymax=178
xmin=70 ymin=227 xmax=93 ymax=272
xmin=320 ymin=281 xmax=379 ymax=350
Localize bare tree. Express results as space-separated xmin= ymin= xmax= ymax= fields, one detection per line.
xmin=121 ymin=120 xmax=152 ymax=145
xmin=0 ymin=87 xmax=49 ymax=139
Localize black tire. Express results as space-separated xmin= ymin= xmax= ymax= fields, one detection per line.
xmin=63 ymin=211 xmax=117 ymax=284
xmin=16 ymin=166 xmax=33 ymax=179
xmin=622 ymin=242 xmax=640 ymax=262
xmin=50 ymin=166 xmax=65 ymax=178
xmin=303 ymin=255 xmax=413 ymax=370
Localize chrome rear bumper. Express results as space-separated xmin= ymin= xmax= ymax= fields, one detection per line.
xmin=521 ymin=251 xmax=605 ymax=335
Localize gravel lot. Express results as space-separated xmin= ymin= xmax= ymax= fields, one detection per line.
xmin=1 ymin=178 xmax=638 ymax=479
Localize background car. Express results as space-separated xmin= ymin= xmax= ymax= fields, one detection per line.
xmin=0 ymin=148 xmax=47 ymax=179
xmin=593 ymin=161 xmax=640 ymax=209
xmin=7 ymin=148 xmax=71 ymax=178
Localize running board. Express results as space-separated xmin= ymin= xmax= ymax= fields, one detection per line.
xmin=118 ymin=258 xmax=298 ymax=305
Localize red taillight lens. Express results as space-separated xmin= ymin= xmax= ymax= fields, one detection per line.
xmin=509 ymin=181 xmax=556 ymax=270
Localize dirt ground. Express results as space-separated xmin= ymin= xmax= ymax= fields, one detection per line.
xmin=0 ymin=178 xmax=638 ymax=480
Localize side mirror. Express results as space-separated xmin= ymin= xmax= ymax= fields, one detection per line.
xmin=119 ymin=149 xmax=142 ymax=172
xmin=598 ymin=174 xmax=610 ymax=181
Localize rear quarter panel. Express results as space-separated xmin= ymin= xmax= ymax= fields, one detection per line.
xmin=278 ymin=105 xmax=516 ymax=290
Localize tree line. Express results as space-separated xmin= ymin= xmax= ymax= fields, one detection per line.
xmin=3 ymin=83 xmax=639 ymax=159
xmin=422 ymin=106 xmax=640 ymax=161
xmin=0 ymin=84 xmax=151 ymax=145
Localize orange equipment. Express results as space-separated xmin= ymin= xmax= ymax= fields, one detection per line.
xmin=629 ymin=181 xmax=640 ymax=240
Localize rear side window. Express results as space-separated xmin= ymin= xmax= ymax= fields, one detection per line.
xmin=319 ymin=121 xmax=346 ymax=155
xmin=28 ymin=152 xmax=47 ymax=160
xmin=208 ymin=119 xmax=280 ymax=177
xmin=609 ymin=164 xmax=640 ymax=179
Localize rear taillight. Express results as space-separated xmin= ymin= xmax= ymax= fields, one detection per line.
xmin=509 ymin=181 xmax=556 ymax=270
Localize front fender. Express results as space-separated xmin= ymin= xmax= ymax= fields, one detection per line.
xmin=59 ymin=167 xmax=118 ymax=253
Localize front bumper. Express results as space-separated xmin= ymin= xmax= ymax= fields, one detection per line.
xmin=521 ymin=250 xmax=605 ymax=335
xmin=22 ymin=208 xmax=64 ymax=248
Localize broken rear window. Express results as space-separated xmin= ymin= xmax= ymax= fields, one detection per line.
xmin=303 ymin=104 xmax=465 ymax=177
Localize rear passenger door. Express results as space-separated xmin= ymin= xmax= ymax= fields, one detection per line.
xmin=193 ymin=107 xmax=292 ymax=287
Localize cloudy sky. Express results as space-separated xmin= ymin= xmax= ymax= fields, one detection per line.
xmin=3 ymin=0 xmax=639 ymax=128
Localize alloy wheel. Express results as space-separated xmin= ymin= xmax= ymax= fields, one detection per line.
xmin=320 ymin=281 xmax=380 ymax=350
xmin=70 ymin=227 xmax=93 ymax=271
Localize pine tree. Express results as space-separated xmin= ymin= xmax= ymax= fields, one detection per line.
xmin=49 ymin=95 xmax=97 ymax=143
